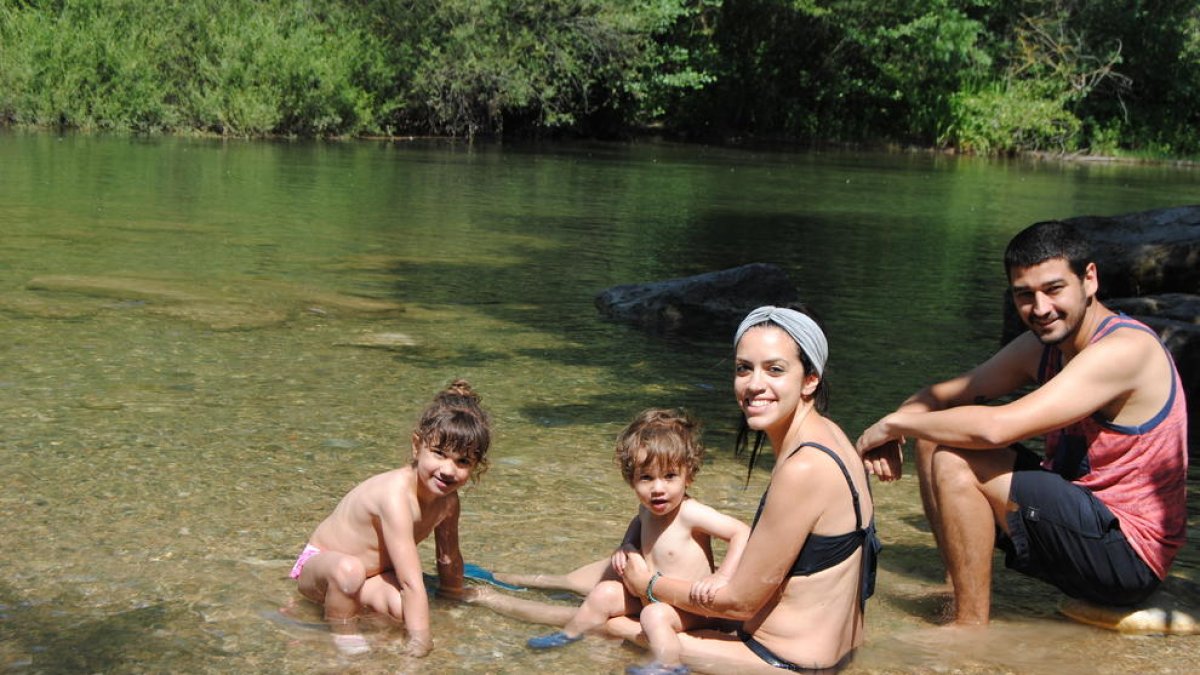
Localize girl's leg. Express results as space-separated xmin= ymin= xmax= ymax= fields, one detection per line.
xmin=296 ymin=551 xmax=366 ymax=623
xmin=467 ymin=586 xmax=579 ymax=626
xmin=494 ymin=558 xmax=609 ymax=595
xmin=358 ymin=572 xmax=405 ymax=622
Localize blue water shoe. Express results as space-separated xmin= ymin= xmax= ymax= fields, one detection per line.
xmin=526 ymin=631 xmax=583 ymax=649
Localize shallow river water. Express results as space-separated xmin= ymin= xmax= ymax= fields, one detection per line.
xmin=0 ymin=132 xmax=1197 ymax=673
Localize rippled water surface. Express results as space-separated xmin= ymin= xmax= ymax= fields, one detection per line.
xmin=1 ymin=132 xmax=1197 ymax=673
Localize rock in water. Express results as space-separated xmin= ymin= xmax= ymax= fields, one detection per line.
xmin=595 ymin=263 xmax=800 ymax=337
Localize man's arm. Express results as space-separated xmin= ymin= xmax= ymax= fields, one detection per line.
xmin=861 ymin=329 xmax=1147 ymax=451
xmin=858 ymin=333 xmax=1042 ymax=477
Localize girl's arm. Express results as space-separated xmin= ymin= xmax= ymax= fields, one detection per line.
xmin=625 ymin=453 xmax=830 ymax=620
xmin=379 ymin=494 xmax=433 ymax=656
xmin=434 ymin=495 xmax=465 ymax=599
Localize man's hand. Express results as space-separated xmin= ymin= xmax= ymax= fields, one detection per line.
xmin=862 ymin=439 xmax=904 ymax=481
xmin=857 ymin=418 xmax=904 ymax=481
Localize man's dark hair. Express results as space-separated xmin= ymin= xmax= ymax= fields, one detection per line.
xmin=1003 ymin=220 xmax=1092 ymax=280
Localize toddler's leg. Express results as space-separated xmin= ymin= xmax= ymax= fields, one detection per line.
xmin=296 ymin=551 xmax=367 ymax=623
xmin=639 ymin=602 xmax=701 ymax=667
xmin=527 ymin=578 xmax=639 ymax=649
xmin=563 ymin=579 xmax=640 ymax=637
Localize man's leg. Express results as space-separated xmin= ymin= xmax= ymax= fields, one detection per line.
xmin=930 ymin=445 xmax=1017 ymax=625
xmin=915 ymin=439 xmax=947 ymax=569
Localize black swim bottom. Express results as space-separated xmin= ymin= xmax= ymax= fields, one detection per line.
xmin=997 ymin=447 xmax=1160 ymax=606
xmin=737 ymin=629 xmax=853 ymax=673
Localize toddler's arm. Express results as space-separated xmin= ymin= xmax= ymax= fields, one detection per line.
xmin=684 ymin=502 xmax=751 ymax=604
xmin=611 ymin=515 xmax=641 ymax=576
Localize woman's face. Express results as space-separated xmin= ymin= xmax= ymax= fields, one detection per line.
xmin=734 ymin=325 xmax=819 ymax=433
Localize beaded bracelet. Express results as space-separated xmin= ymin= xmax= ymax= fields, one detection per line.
xmin=646 ymin=571 xmax=663 ymax=603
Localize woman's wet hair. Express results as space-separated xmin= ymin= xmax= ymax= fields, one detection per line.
xmin=733 ymin=303 xmax=831 ymax=483
xmin=413 ymin=379 xmax=491 ymax=481
xmin=615 ymin=408 xmax=705 ymax=484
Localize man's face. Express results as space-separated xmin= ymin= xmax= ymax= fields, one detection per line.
xmin=1009 ymin=258 xmax=1097 ymax=346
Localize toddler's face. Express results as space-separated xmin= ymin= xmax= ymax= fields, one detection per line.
xmin=630 ymin=460 xmax=690 ymax=517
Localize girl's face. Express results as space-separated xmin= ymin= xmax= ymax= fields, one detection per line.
xmin=411 ymin=433 xmax=474 ymax=497
xmin=734 ymin=325 xmax=820 ymax=434
xmin=630 ymin=459 xmax=690 ymax=517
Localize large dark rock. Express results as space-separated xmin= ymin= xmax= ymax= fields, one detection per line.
xmin=1077 ymin=204 xmax=1200 ymax=299
xmin=595 ymin=263 xmax=799 ymax=337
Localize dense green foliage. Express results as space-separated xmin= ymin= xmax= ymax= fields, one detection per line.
xmin=1 ymin=0 xmax=1197 ymax=155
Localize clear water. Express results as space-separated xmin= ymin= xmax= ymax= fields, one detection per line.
xmin=0 ymin=132 xmax=1196 ymax=673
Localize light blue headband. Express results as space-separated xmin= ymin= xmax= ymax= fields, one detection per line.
xmin=734 ymin=306 xmax=828 ymax=376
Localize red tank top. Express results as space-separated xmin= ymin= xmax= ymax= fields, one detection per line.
xmin=1038 ymin=315 xmax=1188 ymax=579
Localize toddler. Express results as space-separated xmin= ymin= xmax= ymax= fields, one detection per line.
xmin=527 ymin=408 xmax=750 ymax=675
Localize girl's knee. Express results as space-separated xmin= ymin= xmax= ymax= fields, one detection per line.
xmin=330 ymin=556 xmax=367 ymax=595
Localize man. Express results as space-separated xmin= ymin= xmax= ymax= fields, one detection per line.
xmin=856 ymin=219 xmax=1188 ymax=625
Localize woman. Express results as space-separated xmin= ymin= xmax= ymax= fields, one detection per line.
xmin=475 ymin=306 xmax=879 ymax=672
xmin=618 ymin=305 xmax=879 ymax=672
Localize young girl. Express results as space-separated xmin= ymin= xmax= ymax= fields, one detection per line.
xmin=526 ymin=408 xmax=750 ymax=675
xmin=289 ymin=379 xmax=490 ymax=657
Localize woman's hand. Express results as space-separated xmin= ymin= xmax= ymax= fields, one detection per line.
xmin=689 ymin=573 xmax=729 ymax=606
xmin=621 ymin=551 xmax=651 ymax=599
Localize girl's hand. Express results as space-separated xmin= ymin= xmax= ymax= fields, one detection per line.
xmin=611 ymin=543 xmax=637 ymax=576
xmin=689 ymin=573 xmax=729 ymax=606
xmin=404 ymin=630 xmax=432 ymax=658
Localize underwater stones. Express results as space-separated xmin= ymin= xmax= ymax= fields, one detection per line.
xmin=18 ymin=274 xmax=401 ymax=331
xmin=337 ymin=332 xmax=417 ymax=351
xmin=595 ymin=263 xmax=800 ymax=337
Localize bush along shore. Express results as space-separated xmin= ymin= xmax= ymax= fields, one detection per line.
xmin=2 ymin=0 xmax=1199 ymax=157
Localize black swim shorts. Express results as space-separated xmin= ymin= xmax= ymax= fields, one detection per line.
xmin=996 ymin=447 xmax=1160 ymax=606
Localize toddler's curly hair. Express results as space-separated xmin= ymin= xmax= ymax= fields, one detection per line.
xmin=615 ymin=408 xmax=704 ymax=484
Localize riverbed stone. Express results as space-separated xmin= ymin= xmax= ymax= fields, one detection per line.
xmin=594 ymin=263 xmax=800 ymax=337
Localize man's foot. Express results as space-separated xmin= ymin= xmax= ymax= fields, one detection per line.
xmin=625 ymin=662 xmax=690 ymax=675
xmin=526 ymin=630 xmax=583 ymax=649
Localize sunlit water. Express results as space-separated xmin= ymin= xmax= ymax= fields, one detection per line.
xmin=1 ymin=132 xmax=1197 ymax=673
